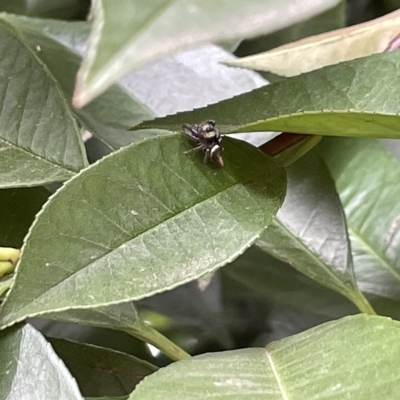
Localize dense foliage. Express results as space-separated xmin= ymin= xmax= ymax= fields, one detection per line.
xmin=1 ymin=1 xmax=400 ymax=399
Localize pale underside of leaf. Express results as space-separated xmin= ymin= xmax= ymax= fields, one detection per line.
xmin=227 ymin=9 xmax=400 ymax=76
xmin=0 ymin=324 xmax=83 ymax=400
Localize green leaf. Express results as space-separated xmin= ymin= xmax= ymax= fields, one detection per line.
xmin=136 ymin=51 xmax=400 ymax=139
xmin=0 ymin=324 xmax=83 ymax=399
xmin=235 ymin=1 xmax=345 ymax=64
xmin=223 ymin=246 xmax=358 ymax=336
xmin=86 ymin=396 xmax=128 ymax=400
xmin=320 ymin=138 xmax=400 ymax=301
xmin=222 ymin=253 xmax=352 ymax=344
xmin=128 ymin=315 xmax=400 ymax=399
xmin=256 ymin=151 xmax=373 ymax=313
xmin=41 ymin=302 xmax=190 ymax=361
xmin=42 ymin=302 xmax=142 ymax=333
xmin=234 ymin=2 xmax=345 ymax=84
xmin=228 ymin=9 xmax=400 ymax=76
xmin=0 ymin=0 xmax=89 ymax=19
xmin=0 ymin=134 xmax=286 ymax=328
xmin=0 ymin=17 xmax=87 ymax=188
xmin=0 ymin=186 xmax=50 ymax=247
xmin=74 ymin=0 xmax=343 ymax=106
xmin=2 ymin=15 xmax=156 ymax=151
xmin=49 ymin=338 xmax=157 ymax=397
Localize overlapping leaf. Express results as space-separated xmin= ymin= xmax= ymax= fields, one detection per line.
xmin=0 ymin=0 xmax=89 ymax=19
xmin=0 ymin=134 xmax=286 ymax=328
xmin=129 ymin=315 xmax=400 ymax=399
xmin=0 ymin=16 xmax=87 ymax=187
xmin=0 ymin=324 xmax=83 ymax=399
xmin=2 ymin=14 xmax=156 ymax=150
xmin=49 ymin=338 xmax=157 ymax=397
xmin=256 ymin=151 xmax=372 ymax=313
xmin=74 ymin=0 xmax=342 ymax=106
xmin=234 ymin=1 xmax=345 ymax=69
xmin=222 ymin=246 xmax=358 ymax=341
xmin=41 ymin=302 xmax=189 ymax=360
xmin=228 ymin=9 xmax=400 ymax=76
xmin=320 ymin=138 xmax=400 ymax=301
xmin=136 ymin=51 xmax=400 ymax=139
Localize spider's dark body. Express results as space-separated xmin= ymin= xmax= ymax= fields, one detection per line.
xmin=181 ymin=120 xmax=224 ymax=167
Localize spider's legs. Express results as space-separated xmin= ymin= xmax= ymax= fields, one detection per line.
xmin=184 ymin=144 xmax=204 ymax=154
xmin=203 ymin=149 xmax=211 ymax=163
xmin=182 ymin=124 xmax=199 ymax=142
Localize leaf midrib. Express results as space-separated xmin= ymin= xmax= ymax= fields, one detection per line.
xmin=0 ymin=16 xmax=87 ymax=171
xmin=0 ymin=137 xmax=77 ymax=175
xmin=265 ymin=349 xmax=288 ymax=400
xmin=349 ymin=227 xmax=400 ymax=284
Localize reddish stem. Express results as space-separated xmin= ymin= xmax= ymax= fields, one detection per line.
xmin=259 ymin=133 xmax=309 ymax=156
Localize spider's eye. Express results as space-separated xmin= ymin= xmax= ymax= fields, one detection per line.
xmin=205 ymin=119 xmax=215 ymax=127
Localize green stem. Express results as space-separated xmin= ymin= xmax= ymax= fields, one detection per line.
xmin=275 ymin=135 xmax=322 ymax=167
xmin=0 ymin=261 xmax=15 ymax=279
xmin=124 ymin=322 xmax=190 ymax=361
xmin=0 ymin=277 xmax=13 ymax=298
xmin=349 ymin=290 xmax=376 ymax=315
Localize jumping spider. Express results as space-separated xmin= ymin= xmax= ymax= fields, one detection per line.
xmin=181 ymin=120 xmax=224 ymax=167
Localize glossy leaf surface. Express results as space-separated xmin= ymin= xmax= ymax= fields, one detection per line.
xmin=320 ymin=138 xmax=400 ymax=301
xmin=257 ymin=151 xmax=371 ymax=312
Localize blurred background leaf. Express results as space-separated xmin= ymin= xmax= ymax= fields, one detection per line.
xmin=74 ymin=0 xmax=343 ymax=106
xmin=49 ymin=338 xmax=157 ymax=397
xmin=0 ymin=0 xmax=90 ymax=19
xmin=0 ymin=187 xmax=49 ymax=247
